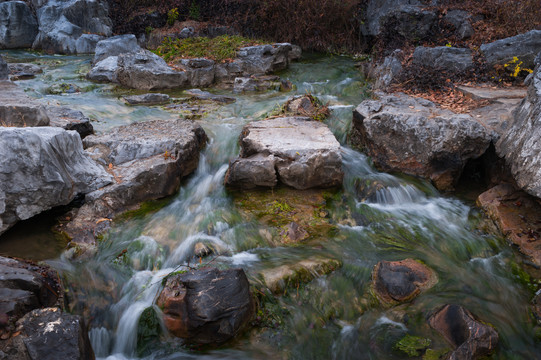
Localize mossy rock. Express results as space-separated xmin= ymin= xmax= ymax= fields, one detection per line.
xmin=137 ymin=306 xmax=162 ymax=357
xmin=394 ymin=334 xmax=431 ymax=357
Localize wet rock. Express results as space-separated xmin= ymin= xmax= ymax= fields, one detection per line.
xmin=184 ymin=89 xmax=236 ymax=104
xmin=477 ymin=184 xmax=541 ymax=267
xmin=0 ymin=307 xmax=94 ymax=360
xmin=0 ymin=1 xmax=39 ymax=49
xmin=361 ymin=0 xmax=436 ymax=40
xmin=257 ymin=257 xmax=342 ymax=294
xmin=496 ymin=63 xmax=541 ymax=198
xmin=45 ymin=106 xmax=93 ymax=138
xmin=412 ymin=46 xmax=474 ymax=73
xmin=156 ymin=268 xmax=254 ymax=344
xmin=280 ymin=221 xmax=309 ymax=243
xmin=351 ymin=93 xmax=494 ymax=191
xmin=225 ymin=117 xmax=343 ymax=190
xmin=63 ymin=119 xmax=206 ymax=249
xmin=8 ymin=63 xmax=43 ymax=77
xmin=0 ymin=256 xmax=60 ymax=321
xmin=116 ymin=49 xmax=188 ymax=90
xmin=428 ymin=304 xmax=499 ymax=359
xmin=444 ymin=10 xmax=473 ymax=40
xmin=32 ymin=0 xmax=112 ymax=54
xmin=0 ymin=55 xmax=7 ymax=80
xmin=533 ymin=293 xmax=541 ymax=325
xmin=233 ymin=75 xmax=280 ymax=93
xmin=0 ymin=126 xmax=112 ymax=235
xmin=283 ymin=94 xmax=329 ymax=119
xmin=0 ymin=81 xmax=49 ymax=127
xmin=289 ymin=44 xmax=302 ymax=61
xmin=123 ymin=93 xmax=170 ymax=106
xmin=93 ymin=34 xmax=140 ymax=64
xmin=86 ymin=55 xmax=118 ymax=83
xmin=372 ymin=259 xmax=437 ymax=304
xmin=480 ymin=30 xmax=541 ymax=69
xmin=47 ymin=82 xmax=80 ymax=94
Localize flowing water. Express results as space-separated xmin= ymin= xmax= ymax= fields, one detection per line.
xmin=1 ymin=51 xmax=540 ymax=359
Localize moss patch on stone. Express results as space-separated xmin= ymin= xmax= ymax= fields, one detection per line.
xmin=394 ymin=335 xmax=431 ymax=357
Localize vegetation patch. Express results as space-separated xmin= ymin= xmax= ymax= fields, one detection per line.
xmin=153 ymin=34 xmax=263 ymax=63
xmin=394 ymin=335 xmax=431 ymax=357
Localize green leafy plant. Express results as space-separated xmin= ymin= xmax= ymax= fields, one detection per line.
xmin=188 ymin=1 xmax=200 ymax=20
xmin=167 ymin=7 xmax=179 ymax=26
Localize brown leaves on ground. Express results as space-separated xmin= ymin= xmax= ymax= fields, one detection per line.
xmin=395 ymin=86 xmax=490 ymax=113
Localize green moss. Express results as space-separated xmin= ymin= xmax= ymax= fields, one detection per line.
xmin=394 ymin=335 xmax=431 ymax=357
xmin=137 ymin=307 xmax=162 ymax=357
xmin=153 ymin=35 xmax=264 ymax=63
xmin=115 ymin=198 xmax=171 ymax=222
xmin=161 ymin=269 xmax=187 ymax=285
xmin=423 ymin=348 xmax=450 ymax=360
xmin=511 ymin=262 xmax=541 ymax=295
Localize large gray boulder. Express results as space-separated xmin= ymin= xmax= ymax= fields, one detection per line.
xmin=32 ymin=0 xmax=112 ymax=54
xmin=116 ymin=49 xmax=188 ymax=90
xmin=361 ymin=0 xmax=436 ymax=40
xmin=480 ymin=30 xmax=541 ymax=69
xmin=351 ymin=93 xmax=494 ymax=191
xmin=0 ymin=1 xmax=39 ymax=49
xmin=496 ymin=63 xmax=541 ymax=198
xmin=0 ymin=55 xmax=7 ymax=80
xmin=0 ymin=80 xmax=50 ymax=127
xmin=86 ymin=55 xmax=118 ymax=82
xmin=63 ymin=119 xmax=207 ymax=249
xmin=1 ymin=307 xmax=94 ymax=360
xmin=412 ymin=46 xmax=474 ymax=72
xmin=0 ymin=127 xmax=113 ymax=235
xmin=93 ymin=34 xmax=140 ymax=64
xmin=225 ymin=117 xmax=343 ymax=190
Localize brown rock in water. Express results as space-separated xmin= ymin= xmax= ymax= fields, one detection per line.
xmin=156 ymin=268 xmax=254 ymax=344
xmin=428 ymin=304 xmax=499 ymax=360
xmin=372 ymin=259 xmax=437 ymax=304
xmin=477 ymin=184 xmax=541 ymax=267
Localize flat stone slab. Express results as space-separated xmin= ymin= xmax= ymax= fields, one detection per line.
xmin=123 ymin=93 xmax=170 ymax=105
xmin=225 ymin=117 xmax=343 ymax=190
xmin=457 ymin=85 xmax=527 ymax=101
xmin=46 ymin=106 xmax=93 ymax=138
xmin=477 ymin=184 xmax=541 ymax=267
xmin=0 ymin=81 xmax=49 ymax=127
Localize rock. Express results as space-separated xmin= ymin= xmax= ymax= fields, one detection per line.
xmin=75 ymin=33 xmax=104 ymax=54
xmin=412 ymin=46 xmax=474 ymax=73
xmin=184 ymin=89 xmax=236 ymax=104
xmin=93 ymin=34 xmax=140 ymax=64
xmin=86 ymin=55 xmax=118 ymax=83
xmin=178 ymin=58 xmax=216 ymax=88
xmin=477 ymin=184 xmax=541 ymax=267
xmin=280 ymin=221 xmax=309 ymax=243
xmin=123 ymin=93 xmax=170 ymax=106
xmin=351 ymin=93 xmax=494 ymax=191
xmin=282 ymin=94 xmax=328 ymax=119
xmin=257 ymin=257 xmax=342 ymax=294
xmin=0 ymin=55 xmax=7 ymax=80
xmin=225 ymin=117 xmax=343 ymax=190
xmin=45 ymin=106 xmax=93 ymax=138
xmin=370 ymin=50 xmax=403 ymax=90
xmin=289 ymin=44 xmax=302 ymax=61
xmin=361 ymin=0 xmax=436 ymax=40
xmin=0 ymin=81 xmax=50 ymax=127
xmin=47 ymin=82 xmax=80 ymax=94
xmin=63 ymin=119 xmax=206 ymax=248
xmin=233 ymin=76 xmax=278 ymax=92
xmin=1 ymin=307 xmax=94 ymax=360
xmin=372 ymin=259 xmax=437 ymax=304
xmin=156 ymin=268 xmax=254 ymax=344
xmin=428 ymin=304 xmax=499 ymax=359
xmin=0 ymin=1 xmax=39 ymax=49
xmin=444 ymin=9 xmax=473 ymax=40
xmin=533 ymin=293 xmax=541 ymax=325
xmin=0 ymin=256 xmax=60 ymax=320
xmin=496 ymin=64 xmax=541 ymax=198
xmin=480 ymin=30 xmax=541 ymax=69
xmin=116 ymin=49 xmax=188 ymax=90
xmin=32 ymin=0 xmax=113 ymax=54
xmin=0 ymin=126 xmax=112 ymax=235
xmin=8 ymin=63 xmax=43 ymax=77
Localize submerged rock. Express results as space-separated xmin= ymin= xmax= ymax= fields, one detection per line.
xmin=123 ymin=93 xmax=170 ymax=106
xmin=0 ymin=307 xmax=94 ymax=360
xmin=0 ymin=81 xmax=50 ymax=127
xmin=480 ymin=30 xmax=541 ymax=69
xmin=351 ymin=93 xmax=494 ymax=191
xmin=372 ymin=259 xmax=437 ymax=304
xmin=233 ymin=75 xmax=281 ymax=93
xmin=428 ymin=304 xmax=499 ymax=360
xmin=156 ymin=268 xmax=254 ymax=344
xmin=496 ymin=62 xmax=541 ymax=198
xmin=0 ymin=126 xmax=112 ymax=235
xmin=477 ymin=184 xmax=541 ymax=267
xmin=184 ymin=89 xmax=236 ymax=104
xmin=225 ymin=117 xmax=343 ymax=190
xmin=0 ymin=1 xmax=39 ymax=49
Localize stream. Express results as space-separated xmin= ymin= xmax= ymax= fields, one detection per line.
xmin=0 ymin=51 xmax=540 ymax=359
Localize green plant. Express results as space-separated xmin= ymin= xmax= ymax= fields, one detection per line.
xmin=188 ymin=1 xmax=200 ymax=20
xmin=394 ymin=335 xmax=431 ymax=357
xmin=167 ymin=7 xmax=179 ymax=26
xmin=145 ymin=26 xmax=154 ymax=35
